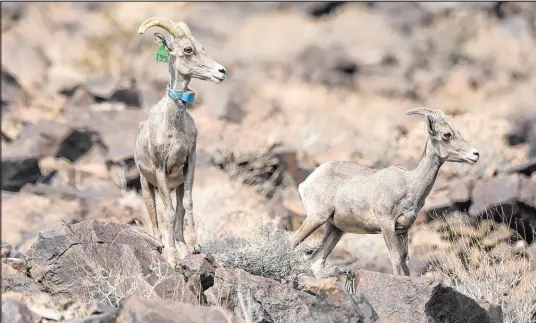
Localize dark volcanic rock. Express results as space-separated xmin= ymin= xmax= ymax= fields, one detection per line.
xmin=469 ymin=174 xmax=520 ymax=219
xmin=1 ymin=120 xmax=106 ymax=191
xmin=505 ymin=106 xmax=536 ymax=159
xmin=355 ymin=270 xmax=503 ymax=323
xmin=1 ymin=261 xmax=39 ymax=294
xmin=1 ymin=157 xmax=42 ymax=192
xmin=499 ymin=159 xmax=536 ymax=177
xmin=63 ymin=313 xmax=116 ymax=323
xmin=66 ymin=77 xmax=142 ymax=108
xmin=3 ymin=120 xmax=88 ymax=160
xmin=114 ymin=295 xmax=241 ymax=323
xmin=1 ymin=71 xmax=27 ymax=110
xmin=1 ymin=299 xmax=39 ymax=323
xmin=469 ymin=173 xmax=536 ymax=242
xmin=2 ymin=241 xmax=12 ymax=258
xmin=179 ymin=253 xmax=219 ymax=291
xmin=206 ymin=267 xmax=368 ymax=323
xmin=25 ymin=220 xmax=199 ymax=306
xmin=295 ymin=44 xmax=358 ymax=88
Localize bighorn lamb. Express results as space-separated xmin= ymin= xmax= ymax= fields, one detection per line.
xmin=135 ymin=17 xmax=227 ymax=265
xmin=291 ymin=108 xmax=479 ymax=276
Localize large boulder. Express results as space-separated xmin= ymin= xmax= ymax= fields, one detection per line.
xmin=1 ymin=299 xmax=39 ymax=323
xmin=25 ymin=220 xmax=199 ymax=306
xmin=205 ymin=267 xmax=370 ymax=323
xmin=354 ymin=270 xmax=503 ymax=323
xmin=1 ymin=120 xmax=107 ymax=191
xmin=64 ymin=77 xmax=142 ymax=109
xmin=1 ymin=157 xmax=42 ymax=192
xmin=1 ymin=261 xmax=40 ymax=295
xmin=113 ymin=295 xmax=242 ymax=323
xmin=504 ymin=106 xmax=536 ymax=158
xmin=1 ymin=190 xmax=87 ymax=252
xmin=469 ymin=173 xmax=536 ymax=242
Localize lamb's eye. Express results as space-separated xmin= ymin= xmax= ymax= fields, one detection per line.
xmin=443 ymin=132 xmax=452 ymax=140
xmin=183 ymin=47 xmax=193 ymax=55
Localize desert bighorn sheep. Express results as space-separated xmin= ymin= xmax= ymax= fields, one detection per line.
xmin=134 ymin=17 xmax=227 ymax=265
xmin=291 ymin=108 xmax=479 ymax=276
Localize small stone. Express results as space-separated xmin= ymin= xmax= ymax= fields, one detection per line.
xmin=2 ymin=241 xmax=12 ymax=258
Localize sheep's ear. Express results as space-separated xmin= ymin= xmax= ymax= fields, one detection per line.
xmin=426 ymin=115 xmax=436 ymax=136
xmin=153 ymin=33 xmax=172 ymax=51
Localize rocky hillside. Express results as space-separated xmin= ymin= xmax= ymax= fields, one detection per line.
xmin=2 ymin=2 xmax=536 ymax=323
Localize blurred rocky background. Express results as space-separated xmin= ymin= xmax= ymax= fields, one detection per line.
xmin=2 ymin=2 xmax=536 ymax=323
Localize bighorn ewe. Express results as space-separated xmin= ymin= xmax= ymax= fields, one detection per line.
xmin=291 ymin=108 xmax=479 ymax=276
xmin=134 ymin=17 xmax=227 ymax=265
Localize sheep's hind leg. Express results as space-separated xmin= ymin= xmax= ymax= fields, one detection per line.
xmin=309 ymin=222 xmax=344 ymax=278
xmin=309 ymin=222 xmax=344 ymax=262
xmin=290 ymin=206 xmax=333 ymax=249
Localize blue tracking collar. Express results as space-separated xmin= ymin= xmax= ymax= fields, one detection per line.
xmin=166 ymin=85 xmax=195 ymax=103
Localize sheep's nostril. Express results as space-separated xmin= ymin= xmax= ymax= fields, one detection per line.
xmin=473 ymin=151 xmax=480 ymax=157
xmin=219 ymin=68 xmax=226 ymax=75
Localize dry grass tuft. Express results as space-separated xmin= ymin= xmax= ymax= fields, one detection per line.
xmin=201 ymin=226 xmax=331 ymax=283
xmin=211 ymin=148 xmax=290 ymax=199
xmin=419 ymin=211 xmax=536 ymax=323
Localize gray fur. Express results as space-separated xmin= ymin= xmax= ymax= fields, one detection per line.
xmin=291 ymin=108 xmax=480 ymax=276
xmin=134 ymin=17 xmax=227 ymax=265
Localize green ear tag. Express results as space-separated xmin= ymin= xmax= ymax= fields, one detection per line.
xmin=155 ymin=44 xmax=168 ymax=62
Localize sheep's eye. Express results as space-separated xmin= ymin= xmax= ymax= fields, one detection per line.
xmin=443 ymin=132 xmax=452 ymax=140
xmin=183 ymin=47 xmax=193 ymax=55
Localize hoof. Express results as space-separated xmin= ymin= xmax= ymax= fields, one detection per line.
xmin=302 ymin=252 xmax=314 ymax=261
xmin=310 ymin=259 xmax=325 ymax=278
xmin=187 ymin=235 xmax=199 ymax=247
xmin=151 ymin=228 xmax=162 ymax=242
xmin=162 ymin=247 xmax=179 ymax=267
xmin=192 ymin=244 xmax=202 ymax=254
xmin=176 ymin=242 xmax=190 ymax=260
xmin=310 ymin=259 xmax=340 ymax=278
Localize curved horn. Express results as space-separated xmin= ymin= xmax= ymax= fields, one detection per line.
xmin=175 ymin=22 xmax=192 ymax=37
xmin=406 ymin=107 xmax=448 ymax=121
xmin=138 ymin=17 xmax=181 ymax=37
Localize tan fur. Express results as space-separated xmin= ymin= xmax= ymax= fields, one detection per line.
xmin=291 ymin=108 xmax=480 ymax=276
xmin=135 ymin=18 xmax=227 ymax=266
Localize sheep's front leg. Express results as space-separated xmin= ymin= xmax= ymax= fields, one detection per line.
xmin=174 ymin=184 xmax=189 ymax=258
xmin=379 ymin=220 xmax=410 ymax=276
xmin=140 ymin=173 xmax=161 ymax=242
xmin=291 ymin=206 xmax=333 ymax=249
xmin=183 ymin=145 xmax=199 ymax=248
xmin=155 ymin=169 xmax=180 ymax=265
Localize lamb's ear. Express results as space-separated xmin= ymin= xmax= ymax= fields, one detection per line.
xmin=426 ymin=115 xmax=436 ymax=136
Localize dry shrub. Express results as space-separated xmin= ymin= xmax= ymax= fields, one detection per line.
xmin=50 ymin=247 xmax=198 ymax=308
xmin=201 ymin=226 xmax=332 ymax=283
xmin=419 ymin=211 xmax=536 ymax=323
xmin=211 ymin=148 xmax=289 ymax=199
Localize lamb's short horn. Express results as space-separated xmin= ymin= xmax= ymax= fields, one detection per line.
xmin=406 ymin=107 xmax=448 ymax=122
